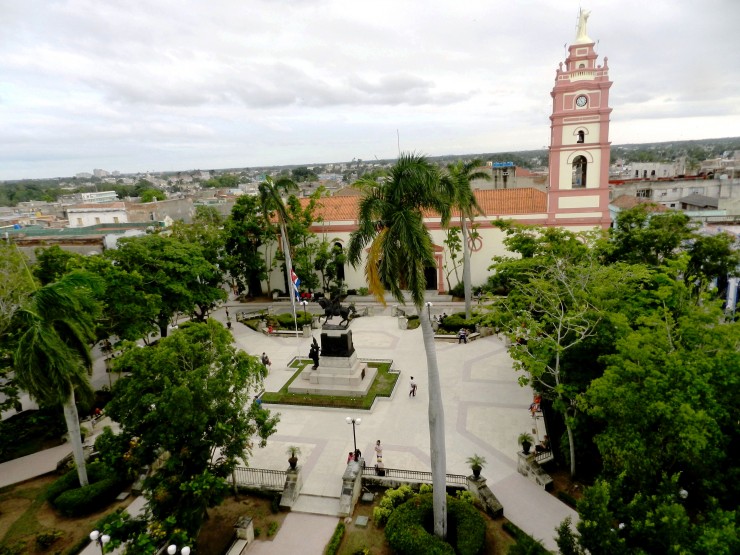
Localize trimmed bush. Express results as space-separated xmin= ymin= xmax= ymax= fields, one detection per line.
xmin=46 ymin=461 xmax=112 ymax=501
xmin=324 ymin=522 xmax=345 ymax=555
xmin=385 ymin=493 xmax=486 ymax=555
xmin=52 ymin=476 xmax=122 ymax=516
xmin=439 ymin=312 xmax=478 ymax=332
xmin=373 ymin=484 xmax=415 ymax=527
xmin=47 ymin=461 xmax=123 ymax=517
xmin=556 ymin=490 xmax=578 ymax=509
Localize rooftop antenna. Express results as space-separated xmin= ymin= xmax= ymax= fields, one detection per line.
xmin=396 ymin=129 xmax=401 ymax=157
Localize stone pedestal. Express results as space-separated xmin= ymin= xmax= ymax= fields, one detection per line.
xmin=234 ymin=516 xmax=254 ymax=542
xmin=516 ymin=452 xmax=553 ymax=491
xmin=467 ymin=475 xmax=504 ymax=518
xmin=338 ymin=459 xmax=363 ymax=517
xmin=288 ymin=328 xmax=377 ymax=397
xmin=279 ymin=467 xmax=302 ymax=509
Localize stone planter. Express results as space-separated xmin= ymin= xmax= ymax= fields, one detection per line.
xmin=398 ymin=317 xmax=408 ymax=330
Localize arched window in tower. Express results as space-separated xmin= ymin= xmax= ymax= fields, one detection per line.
xmin=577 ymin=130 xmax=585 ymax=144
xmin=572 ymin=156 xmax=587 ymax=188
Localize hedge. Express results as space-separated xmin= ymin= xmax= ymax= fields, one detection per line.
xmin=53 ymin=476 xmax=123 ymax=517
xmin=47 ymin=462 xmax=123 ymax=517
xmin=438 ymin=313 xmax=479 ymax=332
xmin=46 ymin=461 xmax=112 ymax=501
xmin=385 ymin=493 xmax=486 ymax=555
xmin=324 ymin=522 xmax=345 ymax=555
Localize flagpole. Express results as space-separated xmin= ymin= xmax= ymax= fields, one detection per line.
xmin=281 ymin=223 xmax=299 ymax=334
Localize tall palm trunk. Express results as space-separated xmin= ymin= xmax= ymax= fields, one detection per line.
xmin=419 ymin=306 xmax=447 ymax=538
xmin=461 ymin=217 xmax=473 ymax=320
xmin=62 ymin=390 xmax=89 ymax=486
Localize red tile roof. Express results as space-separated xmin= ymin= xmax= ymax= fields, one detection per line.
xmin=302 ymin=188 xmax=547 ymax=222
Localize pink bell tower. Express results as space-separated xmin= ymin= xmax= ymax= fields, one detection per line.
xmin=547 ymin=9 xmax=612 ymax=228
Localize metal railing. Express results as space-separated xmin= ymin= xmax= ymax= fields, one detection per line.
xmin=361 ymin=466 xmax=468 ymax=487
xmin=535 ymin=450 xmax=554 ymax=464
xmin=232 ymin=467 xmax=286 ymax=491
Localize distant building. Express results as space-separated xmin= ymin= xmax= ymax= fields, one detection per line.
xmin=66 ymin=202 xmax=128 ymax=227
xmin=80 ymin=190 xmax=118 ymax=203
xmin=93 ymin=168 xmax=110 ymax=178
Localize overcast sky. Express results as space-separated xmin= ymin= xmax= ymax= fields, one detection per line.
xmin=1 ymin=0 xmax=738 ymax=180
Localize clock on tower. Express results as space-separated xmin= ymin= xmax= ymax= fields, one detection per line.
xmin=547 ymin=9 xmax=613 ymax=229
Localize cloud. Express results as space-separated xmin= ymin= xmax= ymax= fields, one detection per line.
xmin=1 ymin=0 xmax=739 ymax=179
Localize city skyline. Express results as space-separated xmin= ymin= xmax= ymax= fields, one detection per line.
xmin=1 ymin=1 xmax=739 ymax=181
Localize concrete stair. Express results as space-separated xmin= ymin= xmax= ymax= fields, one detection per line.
xmin=291 ymin=494 xmax=342 ymax=516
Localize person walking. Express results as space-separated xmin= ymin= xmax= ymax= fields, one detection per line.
xmin=261 ymin=352 xmax=271 ymax=369
xmin=374 ymin=440 xmax=383 ymax=461
xmin=458 ymin=328 xmax=468 ymax=344
xmin=409 ymin=376 xmax=417 ymax=397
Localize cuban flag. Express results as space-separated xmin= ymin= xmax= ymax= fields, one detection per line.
xmin=290 ymin=268 xmax=301 ymax=299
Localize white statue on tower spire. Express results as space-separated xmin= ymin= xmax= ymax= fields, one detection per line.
xmin=575 ymin=8 xmax=592 ymax=44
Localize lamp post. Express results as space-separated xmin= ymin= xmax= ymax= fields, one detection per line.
xmin=425 ymin=301 xmax=433 ymax=321
xmin=89 ymin=530 xmax=110 ymax=554
xmin=167 ymin=545 xmax=191 ymax=555
xmin=345 ymin=416 xmax=361 ymax=454
xmin=300 ymin=299 xmax=309 ymax=322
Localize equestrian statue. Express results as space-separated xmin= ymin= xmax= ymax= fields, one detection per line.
xmin=317 ymin=296 xmax=356 ymax=326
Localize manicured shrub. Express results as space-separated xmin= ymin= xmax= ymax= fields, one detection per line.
xmin=275 ymin=312 xmax=312 ymax=328
xmin=53 ymin=476 xmax=123 ymax=516
xmin=385 ymin=493 xmax=486 ymax=555
xmin=556 ymin=490 xmax=578 ymax=509
xmin=439 ymin=312 xmax=478 ymax=332
xmin=46 ymin=461 xmax=112 ymax=501
xmin=503 ymin=521 xmax=549 ymax=554
xmin=373 ymin=484 xmax=415 ymax=527
xmin=267 ymin=521 xmax=279 ymax=537
xmin=324 ymin=522 xmax=345 ymax=555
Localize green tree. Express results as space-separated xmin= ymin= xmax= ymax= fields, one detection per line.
xmin=203 ymin=174 xmax=240 ymax=188
xmin=0 ymin=243 xmax=37 ymax=416
xmin=348 ymin=153 xmax=452 ymax=538
xmin=291 ymin=166 xmax=319 ymax=182
xmin=107 ymin=234 xmax=225 ymax=338
xmin=139 ymin=188 xmax=166 ymax=202
xmin=12 ymin=271 xmax=103 ymax=486
xmin=602 ymin=205 xmax=695 ymax=267
xmin=442 ymin=227 xmax=463 ymax=293
xmin=33 ymin=245 xmax=82 ymax=285
xmin=105 ymin=320 xmax=279 ymax=535
xmin=685 ymin=232 xmax=740 ymax=299
xmin=224 ymin=195 xmax=269 ymax=296
xmin=444 ymin=159 xmax=489 ymax=319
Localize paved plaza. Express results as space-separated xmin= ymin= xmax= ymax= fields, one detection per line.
xmin=0 ymin=302 xmax=576 ymax=553
xmin=228 ymin=304 xmax=576 ymax=551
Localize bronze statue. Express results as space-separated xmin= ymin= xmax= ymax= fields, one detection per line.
xmin=317 ymin=297 xmax=356 ymax=326
xmin=309 ymin=337 xmax=320 ymax=369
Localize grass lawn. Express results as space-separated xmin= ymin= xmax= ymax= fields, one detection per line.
xmin=0 ymin=475 xmax=134 ymax=555
xmin=259 ymin=359 xmax=398 ymax=410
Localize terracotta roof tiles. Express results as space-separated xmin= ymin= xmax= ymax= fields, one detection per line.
xmin=301 ymin=188 xmax=547 ymax=222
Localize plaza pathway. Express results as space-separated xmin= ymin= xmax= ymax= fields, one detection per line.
xmin=226 ymin=305 xmax=576 ymax=551
xmin=0 ymin=302 xmax=576 ymax=553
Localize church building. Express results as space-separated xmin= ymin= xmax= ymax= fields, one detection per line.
xmin=284 ymin=10 xmax=614 ymax=294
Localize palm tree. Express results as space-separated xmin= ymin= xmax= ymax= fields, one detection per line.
xmin=259 ymin=176 xmax=300 ymax=327
xmin=348 ymin=153 xmax=452 ymax=539
xmin=13 ymin=271 xmax=102 ymax=487
xmin=445 ymin=160 xmax=489 ymax=319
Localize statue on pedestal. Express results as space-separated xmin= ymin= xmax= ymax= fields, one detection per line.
xmin=317 ymin=297 xmax=357 ymax=326
xmin=309 ymin=337 xmax=320 ymax=369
